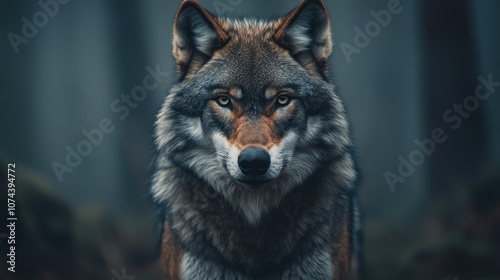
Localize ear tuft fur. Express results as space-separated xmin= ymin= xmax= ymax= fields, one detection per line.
xmin=173 ymin=1 xmax=229 ymax=77
xmin=275 ymin=0 xmax=333 ymax=75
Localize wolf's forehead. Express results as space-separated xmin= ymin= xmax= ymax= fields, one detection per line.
xmin=208 ymin=53 xmax=300 ymax=92
xmin=195 ymin=18 xmax=306 ymax=90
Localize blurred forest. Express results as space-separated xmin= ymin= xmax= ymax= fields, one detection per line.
xmin=1 ymin=0 xmax=499 ymax=279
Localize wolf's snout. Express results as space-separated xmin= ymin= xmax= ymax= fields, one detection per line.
xmin=238 ymin=147 xmax=270 ymax=176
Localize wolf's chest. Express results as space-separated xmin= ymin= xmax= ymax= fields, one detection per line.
xmin=180 ymin=250 xmax=334 ymax=280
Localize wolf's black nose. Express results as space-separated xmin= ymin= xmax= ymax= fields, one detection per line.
xmin=238 ymin=147 xmax=271 ymax=176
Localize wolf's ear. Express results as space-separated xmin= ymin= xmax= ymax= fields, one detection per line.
xmin=173 ymin=0 xmax=229 ymax=77
xmin=275 ymin=0 xmax=333 ymax=76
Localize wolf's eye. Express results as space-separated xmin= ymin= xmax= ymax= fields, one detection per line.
xmin=215 ymin=95 xmax=232 ymax=108
xmin=276 ymin=94 xmax=292 ymax=107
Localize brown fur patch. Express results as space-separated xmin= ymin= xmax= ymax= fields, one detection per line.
xmin=294 ymin=52 xmax=323 ymax=77
xmin=331 ymin=214 xmax=351 ymax=280
xmin=210 ymin=87 xmax=300 ymax=149
xmin=161 ymin=223 xmax=184 ymax=280
xmin=227 ymin=116 xmax=281 ymax=149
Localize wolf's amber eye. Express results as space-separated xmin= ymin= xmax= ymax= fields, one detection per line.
xmin=215 ymin=95 xmax=231 ymax=108
xmin=276 ymin=95 xmax=292 ymax=107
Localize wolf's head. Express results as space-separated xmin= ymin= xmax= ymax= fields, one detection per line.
xmin=154 ymin=0 xmax=354 ymax=223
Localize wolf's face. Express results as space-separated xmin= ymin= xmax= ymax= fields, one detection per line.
xmin=155 ymin=0 xmax=352 ymax=223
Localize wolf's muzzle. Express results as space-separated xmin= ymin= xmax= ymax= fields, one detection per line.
xmin=238 ymin=147 xmax=270 ymax=176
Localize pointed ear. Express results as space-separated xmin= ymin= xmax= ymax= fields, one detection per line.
xmin=275 ymin=0 xmax=333 ymax=76
xmin=173 ymin=0 xmax=229 ymax=77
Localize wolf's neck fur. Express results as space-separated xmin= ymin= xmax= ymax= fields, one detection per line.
xmin=156 ymin=155 xmax=354 ymax=278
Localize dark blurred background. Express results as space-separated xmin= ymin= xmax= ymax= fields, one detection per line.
xmin=1 ymin=0 xmax=499 ymax=279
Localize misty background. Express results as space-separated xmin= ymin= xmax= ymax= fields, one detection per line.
xmin=1 ymin=0 xmax=499 ymax=279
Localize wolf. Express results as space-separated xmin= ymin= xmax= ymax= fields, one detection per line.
xmin=151 ymin=0 xmax=362 ymax=279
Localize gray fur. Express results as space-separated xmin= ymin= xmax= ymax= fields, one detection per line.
xmin=152 ymin=0 xmax=362 ymax=279
xmin=182 ymin=250 xmax=333 ymax=280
